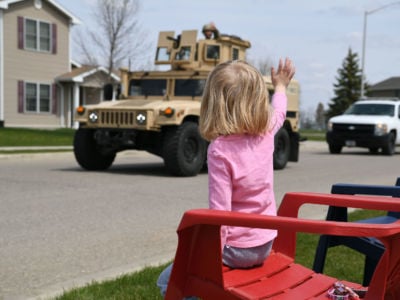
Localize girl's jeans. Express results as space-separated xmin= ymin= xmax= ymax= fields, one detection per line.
xmin=157 ymin=240 xmax=273 ymax=299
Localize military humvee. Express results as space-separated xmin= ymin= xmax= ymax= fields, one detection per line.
xmin=73 ymin=29 xmax=300 ymax=176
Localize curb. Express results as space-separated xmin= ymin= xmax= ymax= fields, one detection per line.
xmin=0 ymin=146 xmax=73 ymax=151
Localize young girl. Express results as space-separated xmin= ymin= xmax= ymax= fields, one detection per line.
xmin=199 ymin=58 xmax=295 ymax=268
xmin=157 ymin=58 xmax=295 ymax=296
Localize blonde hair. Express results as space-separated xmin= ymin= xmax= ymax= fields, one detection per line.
xmin=200 ymin=60 xmax=272 ymax=141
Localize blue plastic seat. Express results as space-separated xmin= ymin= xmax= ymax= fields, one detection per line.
xmin=312 ymin=178 xmax=400 ymax=286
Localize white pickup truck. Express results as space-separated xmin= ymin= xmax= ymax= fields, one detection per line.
xmin=326 ymin=98 xmax=400 ymax=155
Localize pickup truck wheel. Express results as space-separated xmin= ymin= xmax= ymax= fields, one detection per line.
xmin=74 ymin=128 xmax=116 ymax=170
xmin=329 ymin=143 xmax=342 ymax=154
xmin=273 ymin=128 xmax=290 ymax=170
xmin=382 ymin=132 xmax=396 ymax=155
xmin=162 ymin=122 xmax=207 ymax=177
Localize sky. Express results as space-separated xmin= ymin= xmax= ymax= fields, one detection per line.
xmin=56 ymin=0 xmax=400 ymax=114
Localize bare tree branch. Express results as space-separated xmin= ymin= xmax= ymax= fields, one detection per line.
xmin=74 ymin=0 xmax=152 ymax=82
xmin=256 ymin=57 xmax=274 ymax=75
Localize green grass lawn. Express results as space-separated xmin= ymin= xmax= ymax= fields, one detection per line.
xmin=0 ymin=127 xmax=75 ymax=147
xmin=53 ymin=265 xmax=167 ymax=300
xmin=300 ymin=129 xmax=325 ymax=141
xmin=53 ymin=209 xmax=384 ymax=300
xmin=0 ymin=128 xmax=325 ymax=148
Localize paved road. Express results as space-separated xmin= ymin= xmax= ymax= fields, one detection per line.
xmin=0 ymin=141 xmax=399 ymax=299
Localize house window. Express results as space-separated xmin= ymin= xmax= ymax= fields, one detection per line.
xmin=39 ymin=22 xmax=51 ymax=51
xmin=24 ymin=18 xmax=51 ymax=52
xmin=25 ymin=83 xmax=51 ymax=113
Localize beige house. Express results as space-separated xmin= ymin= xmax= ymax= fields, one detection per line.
xmin=0 ymin=0 xmax=120 ymax=128
xmin=56 ymin=62 xmax=120 ymax=128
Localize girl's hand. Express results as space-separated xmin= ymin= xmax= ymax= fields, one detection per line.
xmin=271 ymin=58 xmax=295 ymax=92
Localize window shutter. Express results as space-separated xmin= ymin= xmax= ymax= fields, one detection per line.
xmin=17 ymin=16 xmax=24 ymax=49
xmin=52 ymin=23 xmax=57 ymax=54
xmin=52 ymin=84 xmax=58 ymax=114
xmin=18 ymin=81 xmax=24 ymax=113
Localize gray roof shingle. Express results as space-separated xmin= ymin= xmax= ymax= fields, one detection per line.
xmin=370 ymin=77 xmax=400 ymax=91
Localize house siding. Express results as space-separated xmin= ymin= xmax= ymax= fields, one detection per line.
xmin=369 ymin=90 xmax=400 ymax=98
xmin=84 ymin=87 xmax=102 ymax=105
xmin=82 ymin=72 xmax=112 ymax=89
xmin=3 ymin=0 xmax=70 ymax=128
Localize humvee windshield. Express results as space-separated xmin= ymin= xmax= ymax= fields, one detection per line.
xmin=344 ymin=103 xmax=395 ymax=116
xmin=174 ymin=79 xmax=206 ymax=97
xmin=129 ymin=79 xmax=167 ymax=96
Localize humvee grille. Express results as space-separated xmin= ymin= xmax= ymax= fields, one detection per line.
xmin=100 ymin=111 xmax=135 ymax=126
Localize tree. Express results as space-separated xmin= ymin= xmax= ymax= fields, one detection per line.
xmin=74 ymin=0 xmax=151 ymax=80
xmin=326 ymin=48 xmax=367 ymax=120
xmin=249 ymin=57 xmax=274 ymax=75
xmin=300 ymin=109 xmax=314 ymax=129
xmin=315 ymin=102 xmax=326 ymax=130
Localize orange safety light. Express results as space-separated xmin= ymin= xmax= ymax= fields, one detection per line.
xmin=163 ymin=107 xmax=174 ymax=117
xmin=76 ymin=106 xmax=85 ymax=114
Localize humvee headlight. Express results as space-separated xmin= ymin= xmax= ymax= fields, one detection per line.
xmin=76 ymin=106 xmax=85 ymax=115
xmin=136 ymin=112 xmax=147 ymax=125
xmin=89 ymin=111 xmax=99 ymax=123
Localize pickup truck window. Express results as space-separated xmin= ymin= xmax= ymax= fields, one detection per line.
xmin=344 ymin=103 xmax=395 ymax=116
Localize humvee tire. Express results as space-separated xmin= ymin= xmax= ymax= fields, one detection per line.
xmin=328 ymin=143 xmax=342 ymax=154
xmin=162 ymin=122 xmax=207 ymax=176
xmin=74 ymin=128 xmax=116 ymax=170
xmin=273 ymin=128 xmax=290 ymax=170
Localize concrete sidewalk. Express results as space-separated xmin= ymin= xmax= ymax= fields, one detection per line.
xmin=0 ymin=146 xmax=72 ymax=151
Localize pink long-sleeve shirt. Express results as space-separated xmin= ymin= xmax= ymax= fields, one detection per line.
xmin=207 ymin=92 xmax=287 ymax=248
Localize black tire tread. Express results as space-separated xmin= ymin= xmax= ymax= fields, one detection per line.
xmin=162 ymin=122 xmax=206 ymax=177
xmin=73 ymin=129 xmax=115 ymax=170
